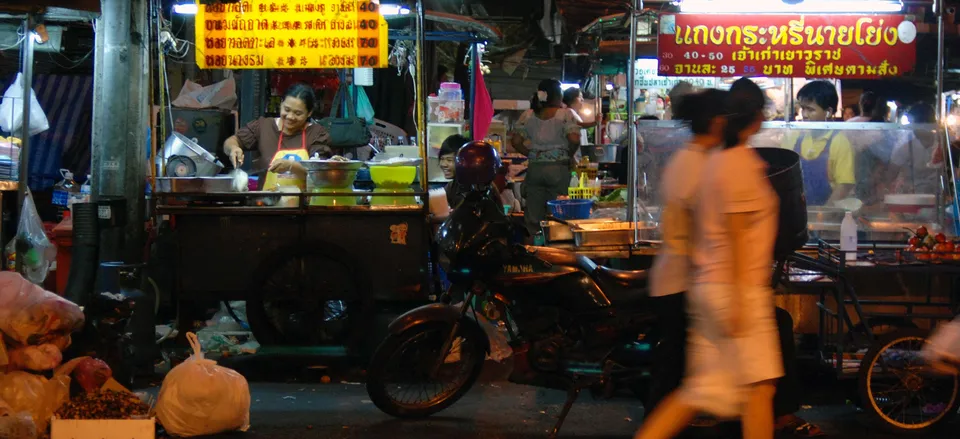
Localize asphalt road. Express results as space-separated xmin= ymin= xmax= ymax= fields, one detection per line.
xmin=146 ymin=355 xmax=957 ymax=439
xmin=188 ymin=382 xmax=954 ymax=439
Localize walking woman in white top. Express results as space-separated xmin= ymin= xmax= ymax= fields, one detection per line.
xmin=636 ymin=77 xmax=783 ymax=439
xmin=646 ymin=89 xmax=728 ymax=411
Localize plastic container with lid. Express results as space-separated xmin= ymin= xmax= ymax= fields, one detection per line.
xmin=439 ymin=82 xmax=462 ymax=101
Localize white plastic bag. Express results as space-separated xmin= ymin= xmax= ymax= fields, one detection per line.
xmin=172 ymin=77 xmax=237 ymax=110
xmin=0 ymin=74 xmax=49 ymax=137
xmin=155 ymin=332 xmax=251 ymax=437
xmin=12 ymin=191 xmax=56 ymax=285
xmin=0 ymin=357 xmax=85 ymax=432
xmin=0 ymin=272 xmax=83 ymax=345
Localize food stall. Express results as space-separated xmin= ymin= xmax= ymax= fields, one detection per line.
xmin=553 ymin=0 xmax=960 ymax=433
xmin=151 ymin=1 xmax=498 ymax=354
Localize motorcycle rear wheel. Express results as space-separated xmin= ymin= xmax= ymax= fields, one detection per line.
xmin=366 ymin=322 xmax=486 ymax=418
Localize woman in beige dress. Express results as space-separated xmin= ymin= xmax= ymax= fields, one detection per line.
xmin=635 ymin=77 xmax=782 ymax=439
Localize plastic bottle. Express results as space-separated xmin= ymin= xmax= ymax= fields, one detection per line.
xmin=53 ymin=169 xmax=79 ymax=219
xmin=439 ymin=82 xmax=462 ymax=101
xmin=840 ymin=211 xmax=858 ymax=261
xmin=569 ymin=171 xmax=579 ymax=188
xmin=80 ymin=174 xmax=92 ymax=202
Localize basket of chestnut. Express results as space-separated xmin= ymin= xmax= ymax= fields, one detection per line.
xmin=904 ymin=226 xmax=959 ymax=263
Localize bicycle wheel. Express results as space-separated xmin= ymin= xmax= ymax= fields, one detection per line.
xmin=858 ymin=329 xmax=960 ymax=434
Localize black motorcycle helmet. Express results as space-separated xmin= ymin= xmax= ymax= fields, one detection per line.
xmin=455 ymin=140 xmax=501 ymax=186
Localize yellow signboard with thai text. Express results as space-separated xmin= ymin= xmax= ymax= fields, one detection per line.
xmin=195 ymin=1 xmax=388 ymax=69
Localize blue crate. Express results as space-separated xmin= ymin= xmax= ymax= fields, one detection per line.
xmin=547 ymin=199 xmax=593 ymax=220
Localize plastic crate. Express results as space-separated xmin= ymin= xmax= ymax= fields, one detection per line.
xmin=547 ymin=199 xmax=593 ymax=220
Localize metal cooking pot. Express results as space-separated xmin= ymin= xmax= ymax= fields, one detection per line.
xmin=302 ymin=159 xmax=364 ymax=189
xmin=579 ymin=144 xmax=620 ymax=163
xmin=754 ymin=148 xmax=808 ymax=257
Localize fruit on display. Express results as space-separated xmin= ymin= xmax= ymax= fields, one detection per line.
xmin=904 ymin=226 xmax=960 ymax=262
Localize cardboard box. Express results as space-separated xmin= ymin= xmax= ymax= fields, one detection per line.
xmin=51 ymin=418 xmax=155 ymax=439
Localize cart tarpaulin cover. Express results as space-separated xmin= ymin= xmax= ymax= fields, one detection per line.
xmin=472 ymin=56 xmax=494 ymax=141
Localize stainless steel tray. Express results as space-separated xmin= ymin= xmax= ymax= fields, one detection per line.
xmin=155 ymin=177 xmax=236 ymax=193
xmin=541 ymin=219 xmax=614 ymax=242
xmin=572 ymin=221 xmax=658 ymax=247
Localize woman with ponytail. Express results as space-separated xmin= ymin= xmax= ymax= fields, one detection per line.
xmin=510 ymin=79 xmax=583 ymax=234
xmin=635 ymin=78 xmax=782 ymax=439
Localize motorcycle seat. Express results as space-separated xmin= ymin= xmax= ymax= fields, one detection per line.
xmin=576 ymin=255 xmax=649 ymax=304
xmin=595 ymin=266 xmax=648 ymax=288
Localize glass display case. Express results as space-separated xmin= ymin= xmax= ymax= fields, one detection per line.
xmin=623 ymin=121 xmax=957 ymax=245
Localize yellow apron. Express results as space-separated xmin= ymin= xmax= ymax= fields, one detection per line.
xmin=262 ymin=127 xmax=308 ymax=191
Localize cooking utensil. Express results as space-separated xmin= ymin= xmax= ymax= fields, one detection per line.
xmin=162 ymin=133 xmax=224 ymax=177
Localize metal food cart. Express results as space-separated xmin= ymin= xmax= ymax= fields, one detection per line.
xmin=552 ymin=0 xmax=960 ymax=433
xmin=153 ymin=4 xmax=499 ymax=356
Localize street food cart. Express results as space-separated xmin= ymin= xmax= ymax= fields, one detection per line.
xmin=151 ymin=1 xmax=498 ymax=355
xmin=555 ymin=0 xmax=960 ymax=433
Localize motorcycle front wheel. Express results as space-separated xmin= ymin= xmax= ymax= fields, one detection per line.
xmin=366 ymin=322 xmax=486 ymax=418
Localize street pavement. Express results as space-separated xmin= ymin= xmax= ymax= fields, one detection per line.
xmin=147 ymin=356 xmax=957 ymax=439
xmin=190 ymin=382 xmax=954 ymax=439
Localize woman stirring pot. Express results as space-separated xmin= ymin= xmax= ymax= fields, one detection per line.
xmin=510 ymin=79 xmax=582 ymax=235
xmin=222 ymin=83 xmax=333 ymax=190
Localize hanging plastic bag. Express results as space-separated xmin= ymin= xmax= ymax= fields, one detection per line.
xmin=0 ymin=73 xmax=49 ymax=137
xmin=155 ymin=332 xmax=251 ymax=437
xmin=341 ymin=85 xmax=375 ymax=125
xmin=0 ymin=272 xmax=83 ymax=345
xmin=12 ymin=191 xmax=56 ymax=285
xmin=0 ymin=357 xmax=85 ymax=432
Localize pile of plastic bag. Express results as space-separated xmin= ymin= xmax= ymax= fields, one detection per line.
xmin=0 ymin=356 xmax=87 ymax=437
xmin=0 ymin=272 xmax=85 ymax=372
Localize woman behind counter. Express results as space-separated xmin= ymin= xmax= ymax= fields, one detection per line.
xmin=511 ymin=79 xmax=582 ymax=235
xmin=223 ymin=83 xmax=333 ymax=190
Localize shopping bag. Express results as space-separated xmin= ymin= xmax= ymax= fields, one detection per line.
xmin=155 ymin=332 xmax=251 ymax=437
xmin=318 ymin=83 xmax=371 ymax=147
xmin=0 ymin=73 xmax=49 ymax=137
xmin=348 ymin=86 xmax=376 ymax=125
xmin=10 ymin=191 xmax=57 ymax=285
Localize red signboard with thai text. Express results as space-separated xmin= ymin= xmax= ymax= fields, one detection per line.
xmin=656 ymin=14 xmax=917 ymax=79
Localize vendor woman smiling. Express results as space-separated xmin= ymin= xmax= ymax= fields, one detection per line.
xmin=223 ymin=83 xmax=333 ymax=190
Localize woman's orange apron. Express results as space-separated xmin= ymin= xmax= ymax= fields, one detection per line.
xmin=262 ymin=125 xmax=308 ymax=191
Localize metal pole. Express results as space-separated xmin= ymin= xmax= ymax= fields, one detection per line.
xmin=784 ymin=79 xmax=794 ymax=122
xmin=936 ymin=0 xmax=945 ymax=121
xmin=15 ymin=15 xmax=35 ymax=274
xmin=595 ymin=74 xmax=603 ymax=144
xmin=415 ymin=0 xmax=428 ymax=190
xmin=469 ymin=42 xmax=478 ymax=139
xmin=627 ymin=0 xmax=640 ymax=242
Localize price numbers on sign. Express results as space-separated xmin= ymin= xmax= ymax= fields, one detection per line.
xmin=683 ymin=52 xmax=724 ymax=61
xmin=196 ymin=0 xmax=389 ymax=70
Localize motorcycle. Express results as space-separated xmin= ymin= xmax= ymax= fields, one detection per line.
xmin=365 ymin=187 xmax=657 ymax=437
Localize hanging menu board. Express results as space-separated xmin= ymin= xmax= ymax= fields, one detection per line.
xmin=657 ymin=13 xmax=917 ymax=79
xmin=195 ymin=1 xmax=389 ymax=69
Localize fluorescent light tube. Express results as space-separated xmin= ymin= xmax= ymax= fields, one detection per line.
xmin=173 ymin=3 xmax=198 ymax=15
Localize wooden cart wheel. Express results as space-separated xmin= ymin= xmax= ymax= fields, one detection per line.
xmin=858 ymin=329 xmax=960 ymax=434
xmin=246 ymin=245 xmax=373 ymax=349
